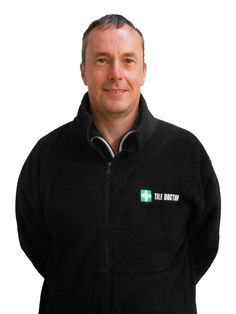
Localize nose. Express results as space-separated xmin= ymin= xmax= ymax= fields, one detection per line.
xmin=108 ymin=61 xmax=123 ymax=81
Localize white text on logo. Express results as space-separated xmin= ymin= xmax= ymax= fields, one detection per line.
xmin=154 ymin=193 xmax=179 ymax=202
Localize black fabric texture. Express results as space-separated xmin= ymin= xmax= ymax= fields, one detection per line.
xmin=15 ymin=93 xmax=221 ymax=314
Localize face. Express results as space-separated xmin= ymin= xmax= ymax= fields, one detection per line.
xmin=80 ymin=24 xmax=146 ymax=120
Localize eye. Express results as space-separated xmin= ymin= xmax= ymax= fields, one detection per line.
xmin=96 ymin=58 xmax=108 ymax=65
xmin=125 ymin=58 xmax=135 ymax=64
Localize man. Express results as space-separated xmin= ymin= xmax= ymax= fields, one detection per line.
xmin=16 ymin=14 xmax=221 ymax=314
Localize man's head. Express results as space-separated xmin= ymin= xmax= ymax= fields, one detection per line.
xmin=80 ymin=14 xmax=146 ymax=121
xmin=81 ymin=14 xmax=145 ymax=64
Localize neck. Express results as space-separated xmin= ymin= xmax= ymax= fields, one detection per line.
xmin=91 ymin=109 xmax=138 ymax=155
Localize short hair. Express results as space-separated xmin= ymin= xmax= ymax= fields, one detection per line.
xmin=81 ymin=14 xmax=145 ymax=63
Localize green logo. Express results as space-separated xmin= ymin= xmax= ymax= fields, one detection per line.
xmin=140 ymin=189 xmax=152 ymax=203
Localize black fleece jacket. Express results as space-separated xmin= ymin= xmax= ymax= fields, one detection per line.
xmin=16 ymin=93 xmax=221 ymax=314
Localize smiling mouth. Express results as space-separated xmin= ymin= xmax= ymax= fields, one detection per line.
xmin=104 ymin=89 xmax=128 ymax=93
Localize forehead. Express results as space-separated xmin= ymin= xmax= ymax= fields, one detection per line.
xmin=86 ymin=24 xmax=143 ymax=56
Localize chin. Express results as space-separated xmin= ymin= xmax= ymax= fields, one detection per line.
xmin=104 ymin=100 xmax=131 ymax=115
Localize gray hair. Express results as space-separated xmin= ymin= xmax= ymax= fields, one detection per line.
xmin=81 ymin=14 xmax=145 ymax=63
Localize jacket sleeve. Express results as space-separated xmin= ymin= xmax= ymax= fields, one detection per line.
xmin=15 ymin=144 xmax=50 ymax=277
xmin=187 ymin=144 xmax=221 ymax=283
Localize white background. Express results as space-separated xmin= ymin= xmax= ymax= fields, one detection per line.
xmin=0 ymin=0 xmax=235 ymax=313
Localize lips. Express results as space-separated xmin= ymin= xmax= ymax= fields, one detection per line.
xmin=104 ymin=88 xmax=128 ymax=97
xmin=104 ymin=89 xmax=127 ymax=92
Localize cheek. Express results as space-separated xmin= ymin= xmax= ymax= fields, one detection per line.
xmin=128 ymin=72 xmax=145 ymax=88
xmin=87 ymin=69 xmax=106 ymax=87
xmin=139 ymin=69 xmax=146 ymax=85
xmin=126 ymin=66 xmax=146 ymax=86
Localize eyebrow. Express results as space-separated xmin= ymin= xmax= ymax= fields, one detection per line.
xmin=93 ymin=52 xmax=110 ymax=58
xmin=93 ymin=51 xmax=138 ymax=58
xmin=123 ymin=52 xmax=138 ymax=59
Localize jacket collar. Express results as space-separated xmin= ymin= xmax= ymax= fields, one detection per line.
xmin=74 ymin=92 xmax=157 ymax=157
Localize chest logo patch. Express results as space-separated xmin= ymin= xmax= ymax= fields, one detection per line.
xmin=140 ymin=189 xmax=179 ymax=203
xmin=140 ymin=189 xmax=152 ymax=202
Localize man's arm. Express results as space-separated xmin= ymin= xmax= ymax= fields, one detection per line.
xmin=186 ymin=143 xmax=221 ymax=283
xmin=15 ymin=145 xmax=50 ymax=277
xmin=190 ymin=170 xmax=221 ymax=282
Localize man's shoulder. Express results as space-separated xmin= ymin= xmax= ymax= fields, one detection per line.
xmin=153 ymin=117 xmax=212 ymax=165
xmin=29 ymin=119 xmax=76 ymax=159
xmin=154 ymin=117 xmax=199 ymax=143
xmin=38 ymin=121 xmax=74 ymax=145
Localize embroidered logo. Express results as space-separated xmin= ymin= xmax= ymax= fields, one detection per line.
xmin=140 ymin=189 xmax=152 ymax=203
xmin=154 ymin=193 xmax=179 ymax=202
xmin=140 ymin=189 xmax=180 ymax=203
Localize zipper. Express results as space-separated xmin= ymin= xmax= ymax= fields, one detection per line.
xmin=104 ymin=161 xmax=112 ymax=314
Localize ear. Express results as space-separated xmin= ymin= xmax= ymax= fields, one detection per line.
xmin=141 ymin=62 xmax=147 ymax=86
xmin=80 ymin=63 xmax=88 ymax=86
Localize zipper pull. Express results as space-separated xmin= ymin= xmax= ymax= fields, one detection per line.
xmin=106 ymin=162 xmax=111 ymax=177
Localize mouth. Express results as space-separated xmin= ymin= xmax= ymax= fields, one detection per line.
xmin=103 ymin=89 xmax=128 ymax=94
